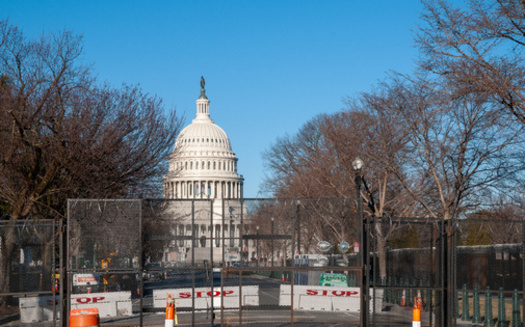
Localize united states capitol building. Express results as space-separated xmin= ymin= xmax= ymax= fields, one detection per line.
xmin=161 ymin=78 xmax=246 ymax=265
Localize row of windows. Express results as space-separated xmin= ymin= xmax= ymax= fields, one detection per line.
xmin=182 ymin=137 xmax=228 ymax=145
xmin=173 ymin=224 xmax=256 ymax=248
xmin=177 ymin=160 xmax=237 ymax=172
xmin=165 ymin=180 xmax=241 ymax=199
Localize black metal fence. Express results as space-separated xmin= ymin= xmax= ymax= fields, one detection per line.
xmin=0 ymin=199 xmax=523 ymax=326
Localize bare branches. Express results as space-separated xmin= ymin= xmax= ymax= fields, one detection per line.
xmin=418 ymin=0 xmax=525 ymax=124
xmin=0 ymin=20 xmax=184 ymax=221
xmin=261 ymin=0 xmax=525 ymax=277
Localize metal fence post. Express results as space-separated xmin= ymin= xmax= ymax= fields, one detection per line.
xmin=473 ymin=284 xmax=482 ymax=323
xmin=60 ymin=217 xmax=67 ymax=327
xmin=485 ymin=287 xmax=493 ymax=327
xmin=462 ymin=284 xmax=469 ymax=321
xmin=448 ymin=219 xmax=457 ymax=326
xmin=497 ymin=287 xmax=507 ymax=327
xmin=355 ymin=171 xmax=369 ymax=327
xmin=512 ymin=289 xmax=520 ymax=327
xmin=437 ymin=217 xmax=448 ymax=327
xmin=139 ymin=200 xmax=144 ymax=327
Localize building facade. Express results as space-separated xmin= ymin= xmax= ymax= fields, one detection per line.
xmin=163 ymin=77 xmax=243 ymax=200
xmin=162 ymin=78 xmax=245 ymax=265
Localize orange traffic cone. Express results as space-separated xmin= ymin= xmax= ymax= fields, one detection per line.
xmin=281 ymin=273 xmax=285 ymax=282
xmin=165 ymin=294 xmax=174 ymax=327
xmin=401 ymin=289 xmax=406 ymax=307
xmin=70 ymin=308 xmax=100 ymax=327
xmin=412 ymin=297 xmax=421 ymax=327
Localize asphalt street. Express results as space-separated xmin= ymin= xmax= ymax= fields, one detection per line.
xmin=4 ymin=274 xmax=480 ymax=326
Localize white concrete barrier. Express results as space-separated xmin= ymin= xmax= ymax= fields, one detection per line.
xmin=19 ymin=291 xmax=132 ymax=323
xmin=279 ymin=285 xmax=383 ymax=312
xmin=154 ymin=286 xmax=259 ymax=309
xmin=71 ymin=291 xmax=132 ymax=317
xmin=19 ymin=296 xmax=59 ymax=323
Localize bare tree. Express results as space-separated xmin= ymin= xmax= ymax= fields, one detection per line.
xmin=343 ymin=91 xmax=423 ymax=278
xmin=262 ymin=105 xmax=416 ymax=277
xmin=377 ymin=77 xmax=525 ymax=220
xmin=417 ymin=0 xmax=525 ymax=125
xmin=263 ymin=71 xmax=524 ymax=277
xmin=262 ymin=114 xmax=361 ymax=246
xmin=0 ymin=21 xmax=183 ymax=299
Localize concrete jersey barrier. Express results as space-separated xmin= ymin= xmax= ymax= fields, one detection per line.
xmin=154 ymin=286 xmax=259 ymax=309
xmin=279 ymin=285 xmax=383 ymax=312
xmin=19 ymin=291 xmax=132 ymax=323
xmin=71 ymin=291 xmax=132 ymax=317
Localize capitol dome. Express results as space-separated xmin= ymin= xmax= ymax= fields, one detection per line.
xmin=176 ymin=114 xmax=231 ymax=151
xmin=163 ymin=77 xmax=244 ymax=199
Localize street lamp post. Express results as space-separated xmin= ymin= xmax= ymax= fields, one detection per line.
xmin=271 ymin=217 xmax=275 ymax=267
xmin=256 ymin=226 xmax=260 ymax=267
xmin=229 ymin=207 xmax=234 ymax=248
xmin=93 ymin=243 xmax=97 ymax=269
xmin=352 ymin=157 xmax=368 ymax=327
xmin=296 ymin=201 xmax=301 ymax=254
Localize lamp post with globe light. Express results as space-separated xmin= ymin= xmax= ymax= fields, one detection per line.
xmin=352 ymin=157 xmax=368 ymax=327
xmin=316 ymin=241 xmax=351 ymax=268
xmin=229 ymin=207 xmax=234 ymax=248
xmin=256 ymin=226 xmax=260 ymax=267
xmin=271 ymin=217 xmax=275 ymax=267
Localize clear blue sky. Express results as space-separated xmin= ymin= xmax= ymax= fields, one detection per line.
xmin=2 ymin=1 xmax=425 ymax=198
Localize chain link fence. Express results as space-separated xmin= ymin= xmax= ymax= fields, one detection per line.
xmin=0 ymin=219 xmax=58 ymax=325
xmin=0 ymin=199 xmax=524 ymax=326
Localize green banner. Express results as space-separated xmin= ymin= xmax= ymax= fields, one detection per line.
xmin=319 ymin=273 xmax=348 ymax=287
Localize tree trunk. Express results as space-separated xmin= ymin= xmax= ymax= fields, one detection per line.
xmin=0 ymin=226 xmax=17 ymax=310
xmin=375 ymin=230 xmax=388 ymax=280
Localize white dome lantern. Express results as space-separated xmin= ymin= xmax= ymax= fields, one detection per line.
xmin=163 ymin=77 xmax=244 ymax=199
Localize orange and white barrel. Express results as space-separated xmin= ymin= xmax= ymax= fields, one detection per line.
xmin=165 ymin=302 xmax=174 ymax=327
xmin=70 ymin=308 xmax=100 ymax=327
xmin=413 ymin=307 xmax=421 ymax=327
xmin=412 ymin=297 xmax=422 ymax=327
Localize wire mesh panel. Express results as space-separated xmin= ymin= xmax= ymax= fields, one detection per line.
xmin=212 ymin=198 xmax=368 ymax=326
xmin=455 ymin=219 xmax=524 ymax=327
xmin=372 ymin=217 xmax=442 ymax=327
xmin=0 ymin=220 xmax=56 ymax=325
xmin=58 ymin=198 xmax=525 ymax=326
xmin=141 ymin=199 xmax=217 ymax=323
xmin=68 ymin=200 xmax=141 ymax=296
xmin=0 ymin=220 xmax=56 ymax=294
xmin=456 ymin=219 xmax=523 ymax=290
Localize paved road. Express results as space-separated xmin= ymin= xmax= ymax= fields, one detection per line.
xmin=5 ymin=273 xmax=478 ymax=326
xmin=117 ymin=274 xmax=415 ymax=326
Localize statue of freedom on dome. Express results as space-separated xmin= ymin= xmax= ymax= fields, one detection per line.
xmin=198 ymin=76 xmax=208 ymax=99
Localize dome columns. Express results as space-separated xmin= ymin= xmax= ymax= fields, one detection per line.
xmin=168 ymin=222 xmax=244 ymax=249
xmin=163 ymin=180 xmax=243 ymax=199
